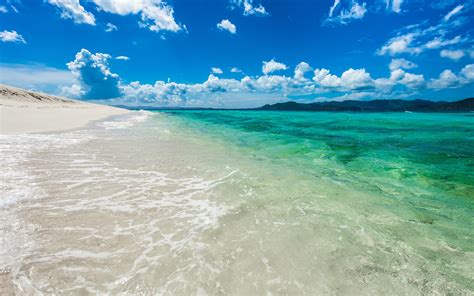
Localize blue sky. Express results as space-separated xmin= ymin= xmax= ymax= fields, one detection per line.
xmin=1 ymin=0 xmax=473 ymax=107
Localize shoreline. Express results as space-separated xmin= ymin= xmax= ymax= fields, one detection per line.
xmin=0 ymin=84 xmax=131 ymax=135
xmin=0 ymin=85 xmax=132 ymax=294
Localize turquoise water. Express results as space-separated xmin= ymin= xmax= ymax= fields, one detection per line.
xmin=157 ymin=110 xmax=474 ymax=292
xmin=162 ymin=110 xmax=473 ymax=201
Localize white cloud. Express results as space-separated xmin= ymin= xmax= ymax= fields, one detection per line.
xmin=377 ymin=33 xmax=419 ymax=56
xmin=217 ymin=19 xmax=237 ymax=34
xmin=67 ymin=49 xmax=121 ymax=99
xmin=378 ymin=33 xmax=464 ymax=56
xmin=294 ymin=62 xmax=312 ymax=80
xmin=425 ymin=35 xmax=462 ymax=49
xmin=46 ymin=0 xmax=183 ymax=33
xmin=461 ymin=64 xmax=474 ymax=80
xmin=326 ymin=1 xmax=367 ymax=25
xmin=91 ymin=0 xmax=182 ymax=32
xmin=231 ymin=0 xmax=269 ymax=16
xmin=389 ymin=69 xmax=424 ymax=88
xmin=116 ymin=56 xmax=130 ymax=61
xmin=230 ymin=67 xmax=242 ymax=73
xmin=46 ymin=0 xmax=96 ymax=25
xmin=377 ymin=11 xmax=471 ymax=57
xmin=340 ymin=2 xmax=366 ymax=20
xmin=0 ymin=30 xmax=26 ymax=44
xmin=262 ymin=59 xmax=288 ymax=75
xmin=390 ymin=0 xmax=403 ymax=13
xmin=313 ymin=68 xmax=373 ymax=90
xmin=212 ymin=67 xmax=223 ymax=74
xmin=443 ymin=4 xmax=463 ymax=22
xmin=340 ymin=68 xmax=372 ymax=89
xmin=313 ymin=68 xmax=340 ymax=87
xmin=440 ymin=49 xmax=465 ymax=61
xmin=329 ymin=0 xmax=340 ymax=17
xmin=429 ymin=69 xmax=460 ymax=89
xmin=105 ymin=23 xmax=118 ymax=32
xmin=389 ymin=58 xmax=417 ymax=71
xmin=429 ymin=64 xmax=474 ymax=89
xmin=0 ymin=5 xmax=8 ymax=13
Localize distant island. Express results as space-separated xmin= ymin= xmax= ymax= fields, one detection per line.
xmin=255 ymin=98 xmax=474 ymax=112
xmin=117 ymin=98 xmax=474 ymax=112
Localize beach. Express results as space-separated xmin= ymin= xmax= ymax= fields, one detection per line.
xmin=0 ymin=85 xmax=131 ymax=294
xmin=0 ymin=84 xmax=130 ymax=135
xmin=1 ymin=86 xmax=473 ymax=294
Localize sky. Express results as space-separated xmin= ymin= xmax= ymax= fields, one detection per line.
xmin=0 ymin=0 xmax=473 ymax=108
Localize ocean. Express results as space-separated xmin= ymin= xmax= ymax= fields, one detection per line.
xmin=1 ymin=110 xmax=473 ymax=294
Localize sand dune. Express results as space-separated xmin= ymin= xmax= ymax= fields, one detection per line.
xmin=0 ymin=84 xmax=130 ymax=134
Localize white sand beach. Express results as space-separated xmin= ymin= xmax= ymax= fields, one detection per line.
xmin=0 ymin=85 xmax=131 ymax=294
xmin=0 ymin=84 xmax=130 ymax=134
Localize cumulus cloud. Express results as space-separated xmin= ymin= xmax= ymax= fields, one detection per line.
xmin=262 ymin=59 xmax=288 ymax=75
xmin=341 ymin=68 xmax=372 ymax=89
xmin=313 ymin=68 xmax=373 ymax=90
xmin=462 ymin=64 xmax=474 ymax=80
xmin=212 ymin=67 xmax=223 ymax=74
xmin=0 ymin=5 xmax=8 ymax=13
xmin=105 ymin=23 xmax=118 ymax=32
xmin=67 ymin=49 xmax=121 ymax=99
xmin=389 ymin=58 xmax=417 ymax=71
xmin=46 ymin=0 xmax=96 ymax=25
xmin=54 ymin=51 xmax=472 ymax=107
xmin=311 ymin=65 xmax=425 ymax=92
xmin=0 ymin=30 xmax=26 ymax=43
xmin=294 ymin=62 xmax=313 ymax=80
xmin=443 ymin=4 xmax=463 ymax=22
xmin=428 ymin=64 xmax=474 ymax=89
xmin=46 ymin=0 xmax=183 ymax=33
xmin=91 ymin=0 xmax=182 ymax=32
xmin=377 ymin=33 xmax=419 ymax=56
xmin=429 ymin=69 xmax=460 ymax=89
xmin=387 ymin=69 xmax=424 ymax=88
xmin=440 ymin=49 xmax=465 ymax=60
xmin=217 ymin=19 xmax=237 ymax=34
xmin=231 ymin=0 xmax=269 ymax=16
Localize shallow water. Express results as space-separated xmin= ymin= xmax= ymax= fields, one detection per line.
xmin=1 ymin=111 xmax=473 ymax=294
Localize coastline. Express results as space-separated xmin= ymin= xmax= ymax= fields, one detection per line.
xmin=0 ymin=85 xmax=131 ymax=294
xmin=0 ymin=84 xmax=130 ymax=135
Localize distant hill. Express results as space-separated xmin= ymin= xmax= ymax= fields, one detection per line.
xmin=255 ymin=98 xmax=474 ymax=112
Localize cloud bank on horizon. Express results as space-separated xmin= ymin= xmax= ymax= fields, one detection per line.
xmin=1 ymin=0 xmax=474 ymax=107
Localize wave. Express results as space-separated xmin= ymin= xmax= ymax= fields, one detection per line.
xmin=98 ymin=110 xmax=151 ymax=130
